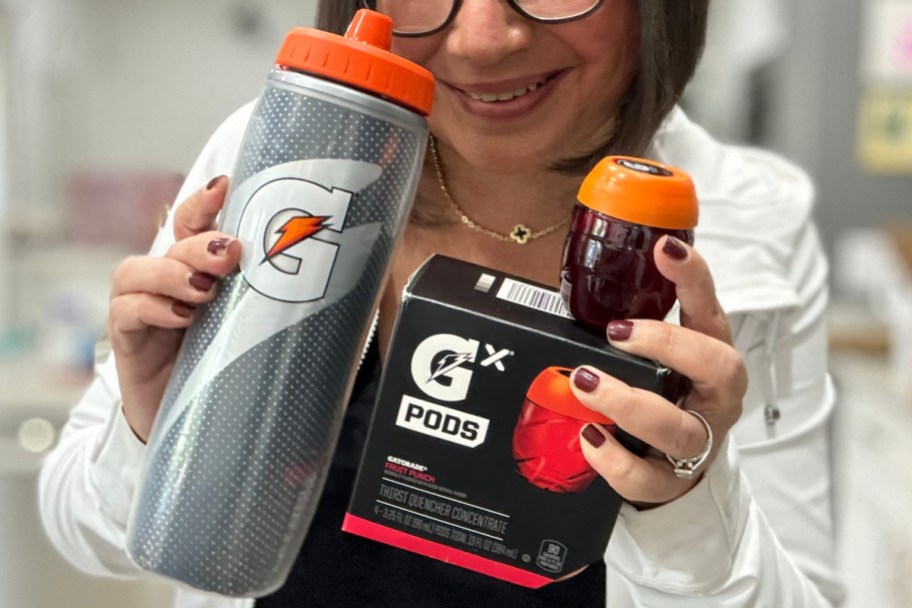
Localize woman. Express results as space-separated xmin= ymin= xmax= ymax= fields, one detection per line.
xmin=40 ymin=0 xmax=843 ymax=606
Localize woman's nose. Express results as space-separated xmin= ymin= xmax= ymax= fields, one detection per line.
xmin=444 ymin=0 xmax=535 ymax=66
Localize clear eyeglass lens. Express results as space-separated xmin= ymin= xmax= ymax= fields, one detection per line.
xmin=374 ymin=0 xmax=455 ymax=34
xmin=515 ymin=0 xmax=601 ymax=20
xmin=372 ymin=0 xmax=602 ymax=34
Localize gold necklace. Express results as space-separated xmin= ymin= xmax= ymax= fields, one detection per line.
xmin=428 ymin=136 xmax=570 ymax=245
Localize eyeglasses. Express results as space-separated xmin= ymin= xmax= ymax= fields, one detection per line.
xmin=360 ymin=0 xmax=605 ymax=37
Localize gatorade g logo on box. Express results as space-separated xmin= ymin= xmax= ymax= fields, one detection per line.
xmin=410 ymin=333 xmax=480 ymax=402
xmin=236 ymin=160 xmax=384 ymax=303
xmin=397 ymin=333 xmax=513 ymax=447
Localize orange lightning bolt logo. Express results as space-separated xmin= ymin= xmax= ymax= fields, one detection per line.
xmin=262 ymin=215 xmax=331 ymax=263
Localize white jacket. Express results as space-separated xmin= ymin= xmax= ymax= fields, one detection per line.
xmin=39 ymin=106 xmax=844 ymax=607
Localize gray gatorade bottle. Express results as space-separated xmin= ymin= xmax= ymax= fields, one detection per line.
xmin=126 ymin=9 xmax=434 ymax=597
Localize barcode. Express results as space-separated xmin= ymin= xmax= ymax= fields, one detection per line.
xmin=496 ymin=278 xmax=573 ymax=319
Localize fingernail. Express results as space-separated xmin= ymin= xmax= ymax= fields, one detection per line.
xmin=208 ymin=237 xmax=231 ymax=256
xmin=581 ymin=424 xmax=606 ymax=448
xmin=573 ymin=367 xmax=600 ymax=393
xmin=188 ymin=272 xmax=216 ymax=292
xmin=206 ymin=175 xmax=225 ymax=191
xmin=607 ymin=320 xmax=634 ymax=342
xmin=663 ymin=235 xmax=688 ymax=261
xmin=172 ymin=301 xmax=195 ymax=318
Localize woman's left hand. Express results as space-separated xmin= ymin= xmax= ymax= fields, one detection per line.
xmin=571 ymin=235 xmax=747 ymax=506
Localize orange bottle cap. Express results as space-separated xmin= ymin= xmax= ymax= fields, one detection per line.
xmin=577 ymin=157 xmax=698 ymax=230
xmin=526 ymin=367 xmax=614 ymax=425
xmin=275 ymin=9 xmax=435 ymax=116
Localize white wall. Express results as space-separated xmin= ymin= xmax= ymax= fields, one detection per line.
xmin=5 ymin=0 xmax=318 ymax=210
xmin=61 ymin=0 xmax=318 ymax=173
xmin=0 ymin=10 xmax=9 ymax=214
xmin=0 ymin=9 xmax=12 ymax=327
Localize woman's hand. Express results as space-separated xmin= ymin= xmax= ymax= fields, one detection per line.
xmin=571 ymin=235 xmax=747 ymax=506
xmin=108 ymin=176 xmax=241 ymax=442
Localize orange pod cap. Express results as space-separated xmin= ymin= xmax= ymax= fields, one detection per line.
xmin=577 ymin=157 xmax=698 ymax=230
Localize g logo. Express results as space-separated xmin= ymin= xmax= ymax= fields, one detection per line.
xmin=410 ymin=334 xmax=481 ymax=403
xmin=238 ymin=178 xmax=353 ymax=303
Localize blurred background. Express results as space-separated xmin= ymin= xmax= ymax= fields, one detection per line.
xmin=0 ymin=0 xmax=909 ymax=606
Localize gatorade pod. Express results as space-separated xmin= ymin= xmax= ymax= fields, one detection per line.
xmin=560 ymin=157 xmax=699 ymax=332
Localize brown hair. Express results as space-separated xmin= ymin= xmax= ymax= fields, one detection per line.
xmin=317 ymin=0 xmax=709 ymax=173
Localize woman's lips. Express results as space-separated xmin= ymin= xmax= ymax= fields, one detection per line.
xmin=441 ymin=71 xmax=565 ymax=121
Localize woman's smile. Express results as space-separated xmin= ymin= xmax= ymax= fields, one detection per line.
xmin=439 ymin=70 xmax=565 ymax=121
xmin=392 ymin=0 xmax=638 ymax=170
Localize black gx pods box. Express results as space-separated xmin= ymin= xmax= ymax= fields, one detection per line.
xmin=342 ymin=255 xmax=688 ymax=588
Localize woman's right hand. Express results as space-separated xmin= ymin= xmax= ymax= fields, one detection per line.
xmin=108 ymin=176 xmax=241 ymax=442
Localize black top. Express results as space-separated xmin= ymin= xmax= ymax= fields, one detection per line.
xmin=256 ymin=341 xmax=606 ymax=607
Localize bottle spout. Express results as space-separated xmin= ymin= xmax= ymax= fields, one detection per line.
xmin=345 ymin=8 xmax=393 ymax=51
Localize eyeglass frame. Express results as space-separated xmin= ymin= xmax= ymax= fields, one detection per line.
xmin=359 ymin=0 xmax=607 ymax=37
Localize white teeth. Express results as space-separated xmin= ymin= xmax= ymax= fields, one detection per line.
xmin=466 ymin=80 xmax=544 ymax=103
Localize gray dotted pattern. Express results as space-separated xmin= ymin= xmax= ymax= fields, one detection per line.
xmin=127 ymin=76 xmax=426 ymax=597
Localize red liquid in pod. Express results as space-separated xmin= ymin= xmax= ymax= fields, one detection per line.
xmin=560 ymin=205 xmax=694 ymax=331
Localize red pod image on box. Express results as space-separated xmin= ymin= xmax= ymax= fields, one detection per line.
xmin=513 ymin=367 xmax=615 ymax=493
xmin=125 ymin=10 xmax=434 ymax=598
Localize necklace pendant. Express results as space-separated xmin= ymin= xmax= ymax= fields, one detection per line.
xmin=510 ymin=224 xmax=531 ymax=244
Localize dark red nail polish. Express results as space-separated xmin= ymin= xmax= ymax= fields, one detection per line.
xmin=208 ymin=238 xmax=231 ymax=256
xmin=663 ymin=236 xmax=688 ymax=261
xmin=581 ymin=424 xmax=606 ymax=448
xmin=573 ymin=367 xmax=600 ymax=393
xmin=206 ymin=175 xmax=224 ymax=191
xmin=188 ymin=272 xmax=216 ymax=292
xmin=607 ymin=320 xmax=634 ymax=341
xmin=172 ymin=301 xmax=195 ymax=318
